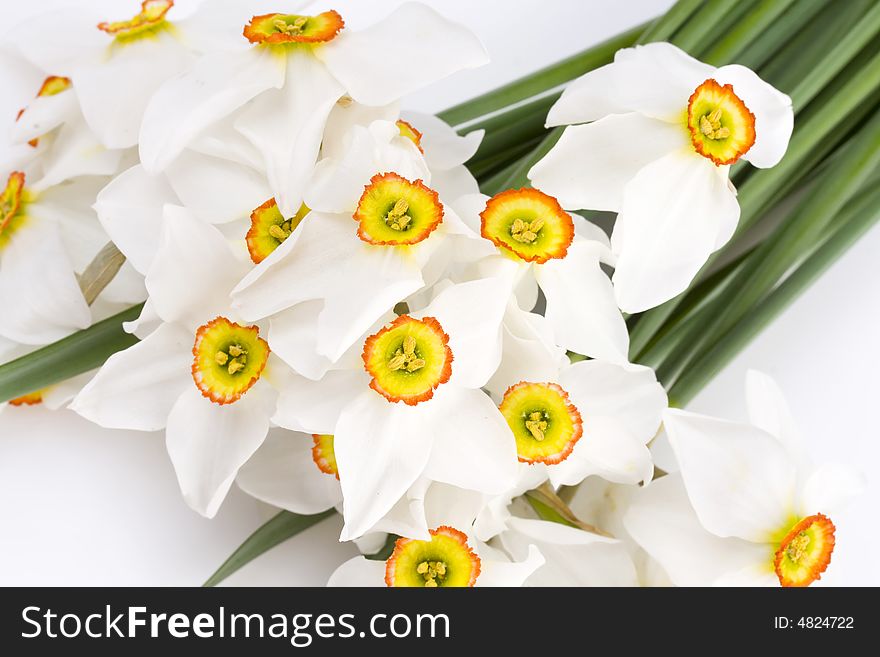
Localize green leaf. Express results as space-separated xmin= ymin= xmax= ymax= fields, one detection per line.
xmin=637 ymin=0 xmax=703 ymax=44
xmin=701 ymin=0 xmax=798 ymax=66
xmin=203 ymin=509 xmax=335 ymax=587
xmin=0 ymin=303 xmax=142 ymax=403
xmin=670 ymin=0 xmax=743 ymax=53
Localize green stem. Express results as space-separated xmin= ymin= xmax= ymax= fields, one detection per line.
xmin=734 ymin=0 xmax=827 ymax=71
xmin=0 ymin=304 xmax=142 ymax=403
xmin=637 ymin=0 xmax=703 ymax=44
xmin=670 ymin=0 xmax=741 ymax=52
xmin=701 ymin=0 xmax=797 ymax=66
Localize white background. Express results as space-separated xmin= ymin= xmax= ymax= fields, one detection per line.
xmin=1 ymin=0 xmax=877 ymax=586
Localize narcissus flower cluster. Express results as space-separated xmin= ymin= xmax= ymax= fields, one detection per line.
xmin=1 ymin=1 xmax=856 ymax=588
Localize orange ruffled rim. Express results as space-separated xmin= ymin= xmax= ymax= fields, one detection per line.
xmin=774 ymin=513 xmax=836 ymax=587
xmin=687 ymin=78 xmax=756 ymax=166
xmin=98 ymin=0 xmax=173 ymax=35
xmin=243 ymin=10 xmax=344 ymax=44
xmin=191 ymin=317 xmax=269 ymax=406
xmin=385 ymin=526 xmax=481 ymax=587
xmin=353 ymin=172 xmax=444 ymax=246
xmin=500 ymin=381 xmax=584 ymax=465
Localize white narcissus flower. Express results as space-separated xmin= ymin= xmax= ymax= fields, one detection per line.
xmin=625 ymin=371 xmax=865 ymax=587
xmin=232 ymin=122 xmax=480 ymax=375
xmin=328 ymin=484 xmax=544 ymax=587
xmin=8 ymin=0 xmax=203 ymax=150
xmin=482 ymin=302 xmax=667 ymax=491
xmin=70 ymin=207 xmax=284 ymax=518
xmin=456 ymin=190 xmax=629 ymax=362
xmin=139 ymin=1 xmax=488 ymax=216
xmin=272 ymin=277 xmax=520 ymax=541
xmin=0 ymin=170 xmax=104 ymax=344
xmin=529 ymin=43 xmax=793 ymax=313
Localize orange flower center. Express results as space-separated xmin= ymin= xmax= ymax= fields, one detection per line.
xmin=243 ymin=10 xmax=344 ymax=45
xmin=499 ymin=381 xmax=583 ymax=464
xmin=191 ymin=317 xmax=270 ymax=405
xmin=396 ymin=119 xmax=424 ymax=153
xmin=311 ymin=434 xmax=339 ymax=479
xmin=98 ymin=0 xmax=173 ymax=39
xmin=362 ymin=315 xmax=453 ymax=406
xmin=0 ymin=172 xmax=26 ymax=250
xmin=246 ymin=198 xmax=309 ymax=264
xmin=774 ymin=513 xmax=836 ymax=587
xmin=353 ymin=172 xmax=444 ymax=246
xmin=480 ymin=188 xmax=574 ymax=264
xmin=686 ymin=78 xmax=756 ymax=166
xmin=385 ymin=526 xmax=481 ymax=587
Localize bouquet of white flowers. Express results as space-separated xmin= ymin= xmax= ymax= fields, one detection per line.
xmin=0 ymin=0 xmax=876 ymax=590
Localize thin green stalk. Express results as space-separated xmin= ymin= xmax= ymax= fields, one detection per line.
xmin=728 ymin=0 xmax=826 ymax=71
xmin=437 ymin=23 xmax=647 ymax=128
xmin=637 ymin=0 xmax=703 ymax=44
xmin=671 ymin=0 xmax=741 ymax=52
xmin=759 ymin=0 xmax=874 ymax=93
xmin=701 ymin=0 xmax=797 ymax=66
xmin=788 ymin=0 xmax=880 ymax=109
xmin=659 ymin=111 xmax=880 ymax=387
xmin=471 ymin=135 xmax=544 ymax=181
xmin=0 ymin=304 xmax=142 ymax=403
xmin=203 ymin=509 xmax=335 ymax=587
xmin=669 ymin=182 xmax=880 ymax=406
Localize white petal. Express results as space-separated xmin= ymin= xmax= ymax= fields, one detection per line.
xmin=423 ymin=386 xmax=518 ymax=494
xmin=714 ymin=64 xmax=793 ymax=168
xmin=306 ymin=122 xmax=429 ymax=215
xmin=69 ymin=322 xmax=192 ymax=430
xmin=73 ymin=33 xmax=193 ymax=149
xmin=501 ymin=517 xmax=637 ymax=586
xmin=321 ymin=99 xmax=400 ymax=162
xmin=93 ymin=164 xmax=177 ymax=274
xmin=164 ymin=150 xmax=271 ymax=224
xmin=232 ymin=212 xmax=423 ymax=362
xmin=145 ymin=205 xmax=249 ymax=328
xmin=529 ymin=113 xmax=687 ymax=212
xmin=273 ymin=369 xmax=367 ymax=435
xmin=10 ymin=91 xmax=78 ymax=145
xmin=0 ymin=221 xmax=90 ymax=344
xmin=422 ymin=482 xmax=486 ymax=531
xmin=318 ymin=2 xmax=488 ymax=107
xmin=335 ymin=391 xmax=435 ymax=540
xmin=139 ymin=47 xmax=285 ymax=173
xmin=664 ymin=408 xmax=796 ymax=541
xmin=535 ymin=240 xmax=629 ymax=362
xmin=477 ymin=544 xmax=545 ymax=587
xmin=236 ymin=429 xmax=342 ymax=514
xmin=744 ymin=369 xmax=807 ymax=466
xmin=624 ymin=474 xmax=770 ymax=586
xmin=327 ymin=556 xmax=386 ymax=587
xmin=122 ymin=298 xmax=161 ymax=339
xmin=485 ymin=301 xmax=568 ymax=400
xmin=93 ymin=260 xmax=146 ymax=305
xmin=365 ymin=478 xmax=432 ymax=541
xmin=9 ymin=6 xmax=106 ymax=73
xmin=549 ymin=415 xmax=654 ymax=487
xmin=559 ymin=359 xmax=667 ymax=441
xmin=546 ymin=42 xmax=714 ymax=126
xmin=415 ymin=277 xmax=509 ymax=388
xmin=32 ymin=118 xmax=124 ymax=190
xmin=800 ymin=464 xmax=866 ymax=517
xmin=166 ymin=385 xmax=271 ymax=518
xmin=41 ymin=370 xmax=95 ymax=410
xmin=611 ymin=150 xmax=740 ymax=313
xmin=27 ymin=176 xmax=109 ymax=273
xmin=429 ymin=165 xmax=481 ymax=202
xmin=401 ymin=111 xmax=483 ymax=170
xmin=235 ymin=48 xmax=342 ymax=216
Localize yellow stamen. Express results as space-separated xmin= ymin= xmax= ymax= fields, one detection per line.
xmin=268 ymin=222 xmax=292 ymax=241
xmin=510 ymin=217 xmax=545 ymax=244
xmin=417 ymin=560 xmax=448 ymax=587
xmin=274 ymin=16 xmax=307 ymax=35
xmin=385 ymin=198 xmax=412 ymax=231
xmin=786 ymin=532 xmax=810 ymax=563
xmin=215 ymin=352 xmax=229 ymax=366
xmin=525 ymin=411 xmax=548 ymax=441
xmin=387 ymin=335 xmax=426 ymax=373
xmin=214 ymin=343 xmax=248 ymax=375
xmin=699 ymin=107 xmax=730 ymax=140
